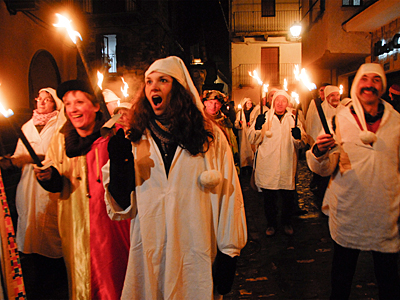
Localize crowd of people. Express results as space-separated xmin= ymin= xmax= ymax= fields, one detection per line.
xmin=0 ymin=58 xmax=399 ymax=299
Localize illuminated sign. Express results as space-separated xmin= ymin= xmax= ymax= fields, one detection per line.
xmin=374 ymin=33 xmax=400 ymax=56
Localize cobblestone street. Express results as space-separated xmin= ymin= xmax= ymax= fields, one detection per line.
xmin=224 ymin=158 xmax=396 ymax=300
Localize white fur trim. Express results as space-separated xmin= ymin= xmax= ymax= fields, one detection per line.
xmin=359 ymin=131 xmax=377 ymax=144
xmin=199 ymin=170 xmax=222 ymax=189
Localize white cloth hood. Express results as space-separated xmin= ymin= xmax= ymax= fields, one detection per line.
xmin=324 ymin=85 xmax=340 ymax=99
xmin=39 ymin=87 xmax=63 ymax=111
xmin=145 ymin=56 xmax=203 ymax=112
xmin=350 ymin=63 xmax=387 ymax=144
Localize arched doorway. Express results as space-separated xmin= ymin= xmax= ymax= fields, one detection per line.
xmin=28 ymin=50 xmax=61 ymax=110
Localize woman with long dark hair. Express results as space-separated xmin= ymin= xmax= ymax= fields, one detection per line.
xmin=103 ymin=56 xmax=247 ymax=299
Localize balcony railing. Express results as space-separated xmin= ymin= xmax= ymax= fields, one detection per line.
xmin=232 ymin=9 xmax=300 ymax=33
xmin=232 ymin=63 xmax=298 ymax=88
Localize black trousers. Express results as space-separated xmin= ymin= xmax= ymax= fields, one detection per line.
xmin=261 ymin=189 xmax=293 ymax=228
xmin=330 ymin=241 xmax=400 ymax=300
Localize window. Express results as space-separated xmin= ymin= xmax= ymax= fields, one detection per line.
xmin=102 ymin=35 xmax=117 ymax=73
xmin=261 ymin=0 xmax=275 ymax=17
xmin=4 ymin=0 xmax=35 ymax=14
xmin=342 ymin=0 xmax=362 ymax=6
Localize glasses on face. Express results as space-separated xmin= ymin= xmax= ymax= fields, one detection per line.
xmin=35 ymin=97 xmax=54 ymax=104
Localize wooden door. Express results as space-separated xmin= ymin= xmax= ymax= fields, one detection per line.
xmin=261 ymin=47 xmax=279 ymax=86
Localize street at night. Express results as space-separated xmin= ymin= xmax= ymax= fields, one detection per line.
xmin=19 ymin=157 xmax=399 ymax=299
xmin=1 ymin=1 xmax=400 ymax=299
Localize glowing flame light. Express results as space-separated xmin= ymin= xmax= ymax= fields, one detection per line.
xmin=248 ymin=70 xmax=263 ymax=86
xmin=0 ymin=85 xmax=14 ymax=118
xmin=293 ymin=64 xmax=316 ymax=91
xmin=53 ymin=13 xmax=82 ymax=44
xmin=0 ymin=102 xmax=14 ymax=118
xmin=238 ymin=104 xmax=242 ymax=110
xmin=291 ymin=91 xmax=300 ymax=104
xmin=121 ymin=77 xmax=129 ymax=98
xmin=284 ymin=78 xmax=288 ymax=91
xmin=263 ymin=84 xmax=269 ymax=94
xmin=97 ymin=71 xmax=104 ymax=90
xmin=339 ymin=84 xmax=343 ymax=95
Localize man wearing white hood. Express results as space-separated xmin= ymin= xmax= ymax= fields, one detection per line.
xmin=307 ymin=63 xmax=400 ymax=299
xmin=247 ymin=90 xmax=307 ymax=236
xmin=308 ymin=85 xmax=345 ymax=207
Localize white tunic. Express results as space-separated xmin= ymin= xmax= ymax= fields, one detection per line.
xmin=305 ymin=100 xmax=344 ymax=145
xmin=234 ymin=110 xmax=254 ymax=168
xmin=247 ymin=112 xmax=306 ymax=190
xmin=306 ymin=102 xmax=400 ymax=252
xmin=13 ymin=116 xmax=63 ymax=258
xmin=249 ymin=104 xmax=269 ymax=126
xmin=102 ymin=124 xmax=247 ymax=299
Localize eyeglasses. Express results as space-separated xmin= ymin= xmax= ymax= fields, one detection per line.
xmin=35 ymin=97 xmax=54 ymax=104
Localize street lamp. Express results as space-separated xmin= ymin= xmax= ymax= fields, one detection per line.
xmin=290 ymin=22 xmax=302 ymax=38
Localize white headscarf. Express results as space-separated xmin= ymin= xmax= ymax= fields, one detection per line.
xmin=324 ymin=85 xmax=340 ymax=99
xmin=145 ymin=56 xmax=203 ymax=112
xmin=350 ymin=63 xmax=387 ymax=144
xmin=38 ymin=87 xmax=66 ymax=128
xmin=102 ymin=89 xmax=121 ymax=103
xmin=263 ymin=90 xmax=291 ymax=137
xmin=39 ymin=87 xmax=63 ymax=111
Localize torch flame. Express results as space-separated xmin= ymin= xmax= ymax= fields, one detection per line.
xmin=121 ymin=77 xmax=129 ymax=98
xmin=0 ymin=102 xmax=14 ymax=118
xmin=291 ymin=92 xmax=300 ymax=105
xmin=97 ymin=71 xmax=104 ymax=90
xmin=263 ymin=84 xmax=269 ymax=93
xmin=339 ymin=84 xmax=343 ymax=95
xmin=248 ymin=70 xmax=263 ymax=86
xmin=284 ymin=78 xmax=288 ymax=91
xmin=238 ymin=104 xmax=242 ymax=110
xmin=53 ymin=13 xmax=82 ymax=44
xmin=293 ymin=64 xmax=316 ymax=91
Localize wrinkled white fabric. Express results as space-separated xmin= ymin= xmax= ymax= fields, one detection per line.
xmin=14 ymin=114 xmax=64 ymax=258
xmin=305 ymin=99 xmax=344 ymax=145
xmin=306 ymin=102 xmax=400 ymax=252
xmin=102 ymin=124 xmax=247 ymax=299
xmin=234 ymin=101 xmax=254 ymax=168
xmin=249 ymin=104 xmax=269 ymax=126
xmin=247 ymin=111 xmax=306 ymax=190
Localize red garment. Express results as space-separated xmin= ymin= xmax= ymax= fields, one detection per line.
xmin=87 ymin=137 xmax=131 ymax=299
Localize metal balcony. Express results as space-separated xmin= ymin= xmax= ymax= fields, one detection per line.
xmin=232 ymin=63 xmax=298 ymax=88
xmin=232 ymin=9 xmax=300 ymax=34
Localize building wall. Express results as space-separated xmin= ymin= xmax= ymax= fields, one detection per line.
xmin=0 ymin=1 xmax=78 ymax=153
xmin=0 ymin=1 xmax=77 ymax=112
xmin=301 ymin=0 xmax=370 ymax=91
xmin=372 ymin=17 xmax=400 ymax=75
xmin=231 ymin=37 xmax=301 ymax=106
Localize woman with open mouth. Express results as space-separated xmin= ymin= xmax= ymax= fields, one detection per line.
xmin=103 ymin=56 xmax=247 ymax=299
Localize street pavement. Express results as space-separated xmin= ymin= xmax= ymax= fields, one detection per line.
xmin=224 ymin=157 xmax=397 ymax=300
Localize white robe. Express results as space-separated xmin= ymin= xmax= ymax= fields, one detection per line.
xmin=306 ymin=101 xmax=400 ymax=252
xmin=234 ymin=110 xmax=254 ymax=168
xmin=13 ymin=115 xmax=63 ymax=258
xmin=247 ymin=112 xmax=306 ymax=190
xmin=102 ymin=124 xmax=247 ymax=299
xmin=249 ymin=104 xmax=269 ymax=126
xmin=305 ymin=100 xmax=344 ymax=145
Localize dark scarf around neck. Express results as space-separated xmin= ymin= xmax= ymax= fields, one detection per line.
xmin=63 ymin=112 xmax=106 ymax=158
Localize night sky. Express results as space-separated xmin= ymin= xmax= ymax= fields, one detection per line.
xmin=172 ymin=0 xmax=230 ymax=78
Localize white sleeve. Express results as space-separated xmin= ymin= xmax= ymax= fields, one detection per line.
xmin=306 ymin=146 xmax=339 ymax=177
